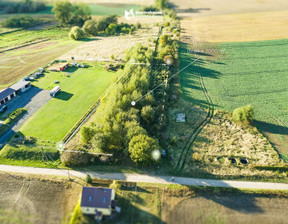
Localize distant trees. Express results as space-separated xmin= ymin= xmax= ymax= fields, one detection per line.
xmin=1 ymin=0 xmax=46 ymax=14
xmin=232 ymin=105 xmax=254 ymax=123
xmin=82 ymin=16 xmax=136 ymax=36
xmin=1 ymin=16 xmax=41 ymax=28
xmin=155 ymin=0 xmax=168 ymax=9
xmin=52 ymin=1 xmax=91 ymax=26
xmin=69 ymin=26 xmax=86 ymax=40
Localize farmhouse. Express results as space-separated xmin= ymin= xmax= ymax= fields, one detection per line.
xmin=0 ymin=80 xmax=31 ymax=106
xmin=80 ymin=186 xmax=119 ymax=220
xmin=47 ymin=62 xmax=69 ymax=72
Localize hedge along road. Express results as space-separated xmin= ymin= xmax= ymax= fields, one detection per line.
xmin=0 ymin=164 xmax=288 ymax=190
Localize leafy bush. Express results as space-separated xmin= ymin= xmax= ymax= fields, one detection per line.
xmin=136 ymin=22 xmax=141 ymax=29
xmin=83 ymin=19 xmax=98 ymax=36
xmin=232 ymin=105 xmax=254 ymax=123
xmin=61 ymin=150 xmax=91 ymax=166
xmin=69 ymin=201 xmax=82 ymax=224
xmin=69 ymin=26 xmax=86 ymax=40
xmin=4 ymin=108 xmax=27 ymax=125
xmin=52 ymin=1 xmax=91 ymax=26
xmin=81 ymin=126 xmax=95 ymax=144
xmin=155 ymin=0 xmax=167 ymax=9
xmin=1 ymin=16 xmax=41 ymax=28
xmin=86 ymin=174 xmax=92 ymax=184
xmin=128 ymin=134 xmax=159 ymax=165
xmin=105 ymin=23 xmax=117 ymax=35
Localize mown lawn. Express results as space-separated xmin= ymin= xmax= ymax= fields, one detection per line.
xmin=20 ymin=65 xmax=117 ymax=142
xmin=180 ymin=39 xmax=288 ymax=156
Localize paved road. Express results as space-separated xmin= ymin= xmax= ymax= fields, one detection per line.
xmin=0 ymin=164 xmax=287 ymax=190
xmin=0 ymin=87 xmax=51 ymax=145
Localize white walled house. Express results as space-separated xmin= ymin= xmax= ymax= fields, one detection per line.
xmin=80 ymin=187 xmax=119 ymax=220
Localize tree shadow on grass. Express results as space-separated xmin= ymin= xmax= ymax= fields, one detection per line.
xmin=254 ymin=120 xmax=288 ymax=135
xmin=54 ymin=91 xmax=73 ymax=101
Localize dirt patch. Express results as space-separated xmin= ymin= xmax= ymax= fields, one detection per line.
xmin=171 ymin=0 xmax=288 ymax=18
xmin=58 ymin=18 xmax=162 ymax=62
xmin=184 ymin=111 xmax=285 ymax=177
xmin=0 ymin=172 xmax=82 ymax=224
xmin=181 ymin=11 xmax=288 ymax=43
xmin=162 ymin=191 xmax=288 ymax=224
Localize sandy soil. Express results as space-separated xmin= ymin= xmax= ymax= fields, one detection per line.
xmin=58 ymin=17 xmax=162 ymax=62
xmin=181 ymin=10 xmax=288 ymax=43
xmin=170 ymin=0 xmax=288 ymax=18
xmin=162 ymin=191 xmax=288 ymax=224
xmin=0 ymin=172 xmax=82 ymax=224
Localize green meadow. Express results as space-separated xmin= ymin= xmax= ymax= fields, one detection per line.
xmin=20 ymin=65 xmax=117 ymax=141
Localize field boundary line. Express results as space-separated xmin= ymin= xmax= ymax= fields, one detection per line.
xmin=176 ymin=62 xmax=214 ymax=170
xmin=0 ymin=38 xmax=50 ymax=53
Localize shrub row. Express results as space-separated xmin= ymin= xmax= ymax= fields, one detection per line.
xmin=1 ymin=16 xmax=42 ymax=28
xmin=1 ymin=1 xmax=46 ymax=14
xmin=3 ymin=108 xmax=27 ymax=125
xmin=0 ymin=147 xmax=59 ymax=161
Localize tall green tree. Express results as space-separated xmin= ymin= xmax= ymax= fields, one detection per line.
xmin=128 ymin=134 xmax=159 ymax=165
xmin=52 ymin=1 xmax=73 ymax=25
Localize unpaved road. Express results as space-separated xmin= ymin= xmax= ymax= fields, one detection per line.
xmin=0 ymin=164 xmax=287 ymax=190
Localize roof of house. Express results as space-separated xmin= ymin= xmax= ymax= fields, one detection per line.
xmin=10 ymin=80 xmax=30 ymax=91
xmin=81 ymin=187 xmax=113 ymax=209
xmin=47 ymin=63 xmax=69 ymax=71
xmin=0 ymin=88 xmax=15 ymax=101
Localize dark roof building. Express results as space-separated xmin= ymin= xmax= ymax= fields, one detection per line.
xmin=80 ymin=186 xmax=118 ymax=219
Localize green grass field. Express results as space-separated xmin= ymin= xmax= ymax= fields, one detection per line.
xmin=180 ymin=39 xmax=288 ymax=156
xmin=2 ymin=3 xmax=141 ymax=16
xmin=20 ymin=65 xmax=117 ymax=142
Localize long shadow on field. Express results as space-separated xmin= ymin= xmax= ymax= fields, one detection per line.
xmin=180 ymin=42 xmax=221 ymax=109
xmin=254 ymin=120 xmax=288 ymax=135
xmin=201 ymin=192 xmax=264 ymax=214
xmin=54 ymin=91 xmax=73 ymax=101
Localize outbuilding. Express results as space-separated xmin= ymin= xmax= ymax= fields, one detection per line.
xmin=0 ymin=80 xmax=31 ymax=106
xmin=48 ymin=62 xmax=69 ymax=72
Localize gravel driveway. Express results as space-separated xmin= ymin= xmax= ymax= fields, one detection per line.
xmin=0 ymin=87 xmax=51 ymax=145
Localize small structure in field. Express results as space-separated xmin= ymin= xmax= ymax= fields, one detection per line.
xmin=81 ymin=186 xmax=120 ymax=221
xmin=176 ymin=113 xmax=186 ymax=122
xmin=47 ymin=62 xmax=69 ymax=72
xmin=0 ymin=80 xmax=31 ymax=106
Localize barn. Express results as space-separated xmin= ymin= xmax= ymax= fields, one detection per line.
xmin=0 ymin=80 xmax=31 ymax=106
xmin=48 ymin=62 xmax=69 ymax=72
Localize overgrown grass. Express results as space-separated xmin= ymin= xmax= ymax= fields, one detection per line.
xmin=20 ymin=65 xmax=117 ymax=142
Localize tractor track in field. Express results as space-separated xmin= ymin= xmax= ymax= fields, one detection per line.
xmin=175 ymin=70 xmax=214 ymax=171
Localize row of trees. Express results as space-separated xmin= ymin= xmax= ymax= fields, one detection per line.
xmin=1 ymin=16 xmax=41 ymax=28
xmin=52 ymin=1 xmax=91 ymax=26
xmin=78 ymin=24 xmax=180 ymax=165
xmin=80 ymin=44 xmax=162 ymax=165
xmin=69 ymin=15 xmax=138 ymax=40
xmin=1 ymin=0 xmax=46 ymax=14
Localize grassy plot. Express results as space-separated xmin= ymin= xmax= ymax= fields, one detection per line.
xmin=180 ymin=39 xmax=288 ymax=157
xmin=20 ymin=65 xmax=117 ymax=142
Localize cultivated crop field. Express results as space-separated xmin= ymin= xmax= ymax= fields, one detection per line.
xmin=0 ymin=172 xmax=82 ymax=224
xmin=20 ymin=65 xmax=117 ymax=142
xmin=184 ymin=39 xmax=288 ymax=157
xmin=0 ymin=27 xmax=81 ymax=89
